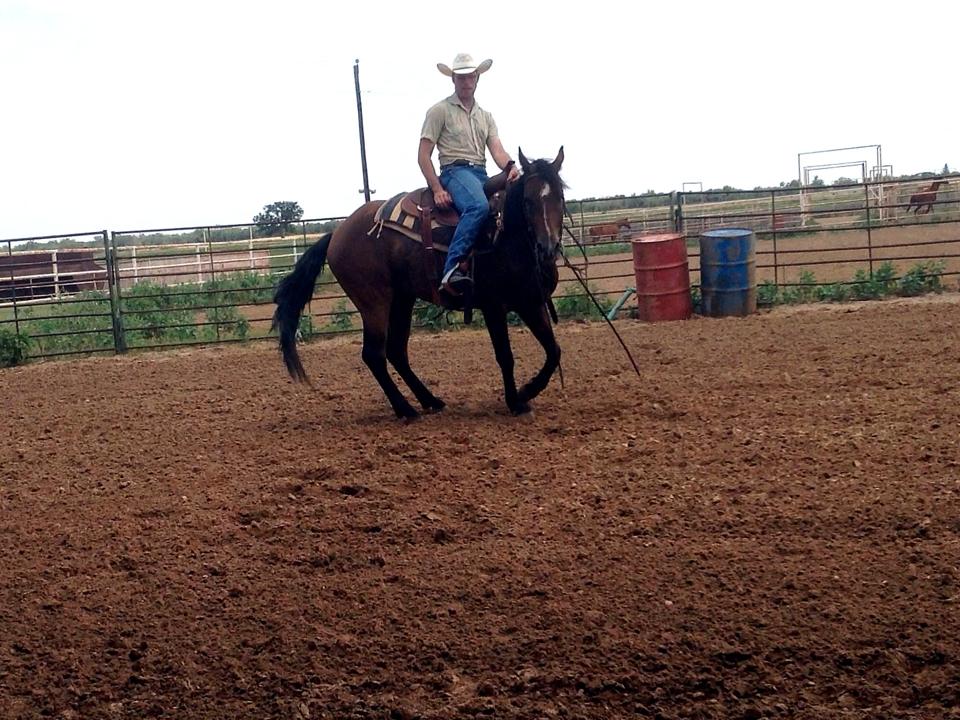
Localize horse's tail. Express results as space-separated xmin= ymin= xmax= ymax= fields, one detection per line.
xmin=271 ymin=232 xmax=333 ymax=382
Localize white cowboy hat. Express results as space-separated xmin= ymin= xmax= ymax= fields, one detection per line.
xmin=437 ymin=53 xmax=493 ymax=76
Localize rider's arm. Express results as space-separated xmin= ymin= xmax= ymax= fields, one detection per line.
xmin=488 ymin=137 xmax=520 ymax=181
xmin=418 ymin=137 xmax=453 ymax=208
xmin=418 ymin=138 xmax=443 ymax=193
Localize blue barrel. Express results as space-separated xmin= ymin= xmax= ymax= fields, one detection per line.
xmin=699 ymin=228 xmax=756 ymax=317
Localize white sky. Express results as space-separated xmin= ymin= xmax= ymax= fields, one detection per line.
xmin=1 ymin=0 xmax=957 ymax=239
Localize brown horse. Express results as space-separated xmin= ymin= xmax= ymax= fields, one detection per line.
xmin=272 ymin=148 xmax=567 ymax=419
xmin=587 ymin=217 xmax=631 ymax=243
xmin=906 ymin=180 xmax=949 ymax=214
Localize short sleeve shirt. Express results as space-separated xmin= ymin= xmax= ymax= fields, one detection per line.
xmin=421 ymin=94 xmax=498 ymax=168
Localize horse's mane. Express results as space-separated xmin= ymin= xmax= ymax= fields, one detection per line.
xmin=502 ymin=159 xmax=567 ymax=235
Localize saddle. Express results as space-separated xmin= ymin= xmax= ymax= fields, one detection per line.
xmin=369 ymin=167 xmax=514 ymax=309
xmin=400 ymin=169 xmax=512 ymax=230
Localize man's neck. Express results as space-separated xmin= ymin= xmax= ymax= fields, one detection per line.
xmin=456 ymin=91 xmax=475 ymax=110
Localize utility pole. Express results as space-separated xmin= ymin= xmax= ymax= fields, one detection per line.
xmin=353 ymin=59 xmax=373 ymax=203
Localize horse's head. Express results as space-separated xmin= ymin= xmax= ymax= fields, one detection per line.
xmin=513 ymin=146 xmax=566 ymax=257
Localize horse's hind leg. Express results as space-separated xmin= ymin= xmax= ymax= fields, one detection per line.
xmin=357 ymin=303 xmax=419 ymax=420
xmin=386 ymin=295 xmax=445 ymax=412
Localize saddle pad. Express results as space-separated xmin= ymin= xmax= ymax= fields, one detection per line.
xmin=371 ymin=192 xmax=452 ymax=250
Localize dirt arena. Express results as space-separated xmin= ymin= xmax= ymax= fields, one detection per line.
xmin=2 ymin=296 xmax=959 ymax=719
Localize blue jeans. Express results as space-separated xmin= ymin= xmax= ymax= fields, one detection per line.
xmin=439 ymin=164 xmax=489 ymax=277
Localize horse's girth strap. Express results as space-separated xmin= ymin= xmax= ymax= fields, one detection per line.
xmin=420 ymin=205 xmax=434 ymax=251
xmin=420 ymin=205 xmax=441 ymax=304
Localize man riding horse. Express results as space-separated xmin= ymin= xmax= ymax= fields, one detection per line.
xmin=417 ymin=53 xmax=521 ymax=295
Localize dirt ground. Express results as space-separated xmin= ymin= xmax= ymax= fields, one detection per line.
xmin=2 ymin=295 xmax=960 ymax=719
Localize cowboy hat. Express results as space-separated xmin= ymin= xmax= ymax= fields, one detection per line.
xmin=437 ymin=53 xmax=492 ymax=76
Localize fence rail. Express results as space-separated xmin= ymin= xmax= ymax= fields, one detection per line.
xmin=2 ymin=174 xmax=958 ymax=361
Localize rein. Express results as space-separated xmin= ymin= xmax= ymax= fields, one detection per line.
xmin=560 ymin=214 xmax=641 ymax=377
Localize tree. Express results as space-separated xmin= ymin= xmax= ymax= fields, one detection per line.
xmin=833 ymin=176 xmax=858 ymax=186
xmin=944 ymin=164 xmax=951 ymax=175
xmin=253 ymin=201 xmax=304 ymax=236
xmin=810 ymin=176 xmax=825 ymax=187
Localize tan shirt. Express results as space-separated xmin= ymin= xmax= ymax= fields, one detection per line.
xmin=421 ymin=94 xmax=498 ymax=169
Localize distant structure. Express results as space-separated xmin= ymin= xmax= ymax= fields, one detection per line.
xmin=0 ymin=250 xmax=107 ymax=301
xmin=796 ymin=144 xmax=892 ymax=222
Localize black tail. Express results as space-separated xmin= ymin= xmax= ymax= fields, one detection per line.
xmin=271 ymin=233 xmax=333 ymax=382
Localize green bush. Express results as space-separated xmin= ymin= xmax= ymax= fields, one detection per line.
xmin=121 ymin=282 xmax=198 ymax=343
xmin=898 ymin=261 xmax=945 ymax=297
xmin=412 ymin=300 xmax=464 ymax=331
xmin=202 ymin=272 xmax=275 ymax=306
xmin=852 ymin=262 xmax=897 ymax=300
xmin=19 ymin=292 xmax=115 ymax=356
xmin=297 ymin=314 xmax=315 ymax=340
xmin=203 ymin=305 xmax=249 ymax=340
xmin=553 ymin=287 xmax=613 ymax=319
xmin=323 ymin=299 xmax=355 ymax=332
xmin=0 ymin=327 xmax=29 ymax=367
xmin=757 ymin=280 xmax=779 ymax=306
xmin=779 ymin=270 xmax=819 ymax=304
xmin=817 ymin=283 xmax=852 ymax=302
xmin=795 ymin=271 xmax=819 ymax=303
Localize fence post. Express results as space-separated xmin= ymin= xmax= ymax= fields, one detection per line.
xmin=104 ymin=230 xmax=127 ymax=354
xmin=672 ymin=192 xmax=682 ymax=233
xmin=5 ymin=241 xmax=21 ymax=336
xmin=51 ymin=250 xmax=61 ymax=299
xmin=131 ymin=246 xmax=138 ymax=282
xmin=204 ymin=227 xmax=222 ymax=342
xmin=204 ymin=227 xmax=215 ymax=281
xmin=864 ymin=183 xmax=874 ymax=278
xmin=771 ymin=189 xmax=779 ymax=287
xmin=248 ymin=227 xmax=255 ymax=270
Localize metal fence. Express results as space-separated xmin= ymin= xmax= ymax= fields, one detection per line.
xmin=563 ymin=175 xmax=960 ymax=304
xmin=1 ymin=220 xmax=346 ymax=360
xmin=2 ymin=175 xmax=958 ymax=361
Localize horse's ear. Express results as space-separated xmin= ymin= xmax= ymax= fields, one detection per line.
xmin=518 ymin=148 xmax=531 ymax=172
xmin=551 ymin=146 xmax=565 ymax=172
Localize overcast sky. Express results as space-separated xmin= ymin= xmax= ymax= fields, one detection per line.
xmin=1 ymin=0 xmax=956 ymax=240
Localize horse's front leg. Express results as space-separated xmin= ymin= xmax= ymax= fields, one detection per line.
xmin=481 ymin=305 xmax=527 ymax=414
xmin=514 ymin=302 xmax=561 ymax=405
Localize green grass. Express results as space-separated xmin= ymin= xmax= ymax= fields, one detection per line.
xmin=757 ymin=261 xmax=946 ymax=307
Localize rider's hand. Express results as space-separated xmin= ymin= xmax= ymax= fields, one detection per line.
xmin=507 ymin=165 xmax=521 ymax=183
xmin=434 ymin=188 xmax=453 ymax=208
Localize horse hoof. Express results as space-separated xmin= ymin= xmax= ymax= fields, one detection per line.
xmin=509 ymin=401 xmax=532 ymax=416
xmin=423 ymin=398 xmax=446 ymax=413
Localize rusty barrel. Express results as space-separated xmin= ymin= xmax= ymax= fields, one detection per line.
xmin=699 ymin=227 xmax=757 ymax=317
xmin=630 ymin=232 xmax=693 ymax=322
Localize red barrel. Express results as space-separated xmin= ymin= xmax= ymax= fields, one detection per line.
xmin=631 ymin=232 xmax=693 ymax=322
